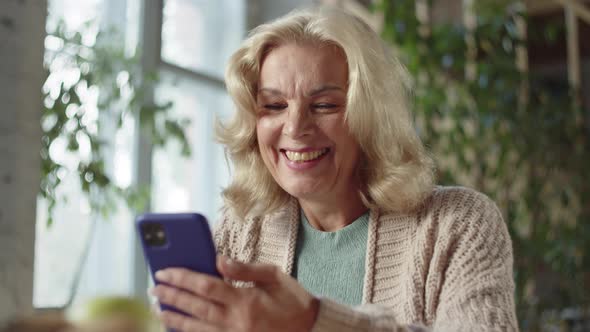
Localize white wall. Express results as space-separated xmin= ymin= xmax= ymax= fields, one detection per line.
xmin=0 ymin=0 xmax=47 ymax=323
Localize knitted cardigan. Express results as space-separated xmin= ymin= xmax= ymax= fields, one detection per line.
xmin=213 ymin=186 xmax=519 ymax=331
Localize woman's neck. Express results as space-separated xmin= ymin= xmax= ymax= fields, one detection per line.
xmin=298 ymin=191 xmax=368 ymax=232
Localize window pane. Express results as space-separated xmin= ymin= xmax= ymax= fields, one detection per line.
xmin=34 ymin=0 xmax=103 ymax=309
xmin=46 ymin=0 xmax=102 ymax=31
xmin=161 ymin=0 xmax=245 ymax=78
xmin=35 ymin=0 xmax=138 ymax=308
xmin=152 ymin=72 xmax=234 ymax=224
xmin=34 ymin=184 xmax=93 ymax=308
xmin=34 ymin=120 xmax=136 ymax=308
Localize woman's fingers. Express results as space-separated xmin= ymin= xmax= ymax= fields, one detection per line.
xmin=152 ymin=284 xmax=226 ymax=324
xmin=217 ymin=256 xmax=280 ymax=286
xmin=158 ymin=309 xmax=223 ymax=332
xmin=155 ymin=268 xmax=236 ymax=304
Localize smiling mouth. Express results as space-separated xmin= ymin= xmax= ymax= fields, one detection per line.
xmin=280 ymin=148 xmax=330 ymax=162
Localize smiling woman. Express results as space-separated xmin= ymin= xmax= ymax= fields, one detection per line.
xmin=150 ymin=6 xmax=519 ymax=332
xmin=219 ymin=7 xmax=435 ymax=219
xmin=255 ymin=43 xmax=365 ymax=230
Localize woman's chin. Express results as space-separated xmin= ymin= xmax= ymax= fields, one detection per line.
xmin=282 ymin=184 xmax=322 ymax=200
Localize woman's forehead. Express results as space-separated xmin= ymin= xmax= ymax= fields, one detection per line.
xmin=261 ymin=41 xmax=346 ymax=66
xmin=257 ymin=85 xmax=346 ymax=99
xmin=258 ymin=43 xmax=348 ymax=97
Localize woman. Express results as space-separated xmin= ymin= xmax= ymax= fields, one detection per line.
xmin=151 ymin=6 xmax=518 ymax=331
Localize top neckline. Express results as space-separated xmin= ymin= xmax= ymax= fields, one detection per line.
xmin=300 ymin=209 xmax=370 ymax=236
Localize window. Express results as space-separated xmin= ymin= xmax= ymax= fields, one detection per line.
xmin=152 ymin=74 xmax=235 ymax=222
xmin=34 ymin=0 xmax=244 ymax=308
xmin=152 ymin=0 xmax=245 ymax=221
xmin=161 ymin=0 xmax=244 ymax=78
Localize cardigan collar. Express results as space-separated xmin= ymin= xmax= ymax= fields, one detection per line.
xmin=258 ymin=197 xmax=381 ymax=304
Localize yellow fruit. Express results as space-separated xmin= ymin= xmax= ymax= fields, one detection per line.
xmin=67 ymin=296 xmax=159 ymax=332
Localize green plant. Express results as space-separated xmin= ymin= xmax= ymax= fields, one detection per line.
xmin=40 ymin=21 xmax=190 ymax=225
xmin=375 ymin=0 xmax=589 ymax=330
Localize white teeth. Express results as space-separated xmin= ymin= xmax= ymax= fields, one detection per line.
xmin=284 ymin=148 xmax=328 ymax=162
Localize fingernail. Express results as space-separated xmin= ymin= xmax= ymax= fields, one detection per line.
xmin=155 ymin=270 xmax=169 ymax=281
xmin=225 ymin=258 xmax=234 ymax=265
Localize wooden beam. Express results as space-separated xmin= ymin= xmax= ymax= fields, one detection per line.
xmin=463 ymin=0 xmax=477 ymax=81
xmin=555 ymin=0 xmax=590 ymax=24
xmin=565 ymin=4 xmax=582 ymax=91
xmin=526 ymin=0 xmax=562 ymax=15
xmin=516 ymin=5 xmax=529 ymax=110
xmin=527 ymin=0 xmax=590 ymax=21
xmin=416 ymin=0 xmax=431 ymax=36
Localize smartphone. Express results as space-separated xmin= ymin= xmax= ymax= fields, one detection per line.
xmin=136 ymin=213 xmax=221 ymax=318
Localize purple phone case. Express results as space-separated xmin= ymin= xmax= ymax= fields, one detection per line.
xmin=136 ymin=213 xmax=220 ymax=323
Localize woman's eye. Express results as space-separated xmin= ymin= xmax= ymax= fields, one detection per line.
xmin=314 ymin=103 xmax=336 ymax=108
xmin=312 ymin=103 xmax=339 ymax=112
xmin=263 ymin=104 xmax=287 ymax=111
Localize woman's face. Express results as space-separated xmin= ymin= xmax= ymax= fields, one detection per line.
xmin=255 ymin=43 xmax=362 ymax=201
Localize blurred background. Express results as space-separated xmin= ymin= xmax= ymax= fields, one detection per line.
xmin=0 ymin=0 xmax=588 ymax=331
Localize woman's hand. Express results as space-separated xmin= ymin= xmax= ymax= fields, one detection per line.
xmin=150 ymin=256 xmax=319 ymax=332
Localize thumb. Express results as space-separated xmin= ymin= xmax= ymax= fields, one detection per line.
xmin=217 ymin=256 xmax=281 ymax=285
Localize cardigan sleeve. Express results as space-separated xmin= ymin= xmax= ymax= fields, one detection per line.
xmin=312 ymin=299 xmax=427 ymax=332
xmin=430 ymin=192 xmax=518 ymax=331
xmin=311 ymin=190 xmax=519 ymax=332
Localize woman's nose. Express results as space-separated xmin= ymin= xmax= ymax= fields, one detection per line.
xmin=283 ymin=105 xmax=313 ymax=138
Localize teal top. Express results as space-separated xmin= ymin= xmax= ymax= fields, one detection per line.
xmin=292 ymin=210 xmax=369 ymax=306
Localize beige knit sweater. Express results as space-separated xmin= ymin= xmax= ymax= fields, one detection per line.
xmin=214 ymin=186 xmax=519 ymax=331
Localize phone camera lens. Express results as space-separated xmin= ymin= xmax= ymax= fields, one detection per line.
xmin=141 ymin=222 xmax=167 ymax=247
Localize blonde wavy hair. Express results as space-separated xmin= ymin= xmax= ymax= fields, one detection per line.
xmin=216 ymin=6 xmax=435 ymax=217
